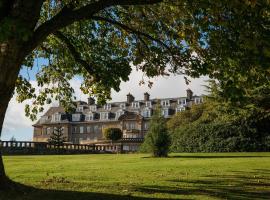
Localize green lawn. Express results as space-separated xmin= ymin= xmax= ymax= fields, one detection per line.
xmin=1 ymin=153 xmax=270 ymax=200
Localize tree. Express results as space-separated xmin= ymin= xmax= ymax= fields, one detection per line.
xmin=48 ymin=126 xmax=66 ymax=148
xmin=141 ymin=105 xmax=171 ymax=157
xmin=169 ymin=82 xmax=270 ymax=153
xmin=103 ymin=128 xmax=122 ymax=141
xmin=0 ymin=0 xmax=181 ymax=188
xmin=0 ymin=0 xmax=269 ymax=188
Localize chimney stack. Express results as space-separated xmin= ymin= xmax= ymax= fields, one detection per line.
xmin=186 ymin=89 xmax=193 ymax=100
xmin=126 ymin=93 xmax=135 ymax=104
xmin=88 ymin=97 xmax=95 ymax=105
xmin=144 ymin=92 xmax=150 ymax=101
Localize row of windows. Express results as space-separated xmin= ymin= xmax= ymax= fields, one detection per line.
xmin=72 ymin=125 xmax=101 ymax=134
xmin=75 ymin=98 xmax=196 ymax=112
xmin=42 ymin=127 xmax=65 ymax=135
xmin=50 ymin=106 xmax=187 ymax=123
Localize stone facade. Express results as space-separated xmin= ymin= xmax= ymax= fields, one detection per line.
xmin=33 ymin=89 xmax=204 ymax=151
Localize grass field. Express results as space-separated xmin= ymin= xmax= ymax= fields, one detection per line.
xmin=1 ymin=153 xmax=270 ymax=200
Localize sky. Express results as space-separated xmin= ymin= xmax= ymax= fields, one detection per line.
xmin=1 ymin=62 xmax=208 ymax=141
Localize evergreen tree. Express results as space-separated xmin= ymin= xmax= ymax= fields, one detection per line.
xmin=141 ymin=105 xmax=171 ymax=157
xmin=48 ymin=127 xmax=66 ymax=148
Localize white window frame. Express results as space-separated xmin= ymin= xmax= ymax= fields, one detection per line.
xmin=176 ymin=107 xmax=186 ymax=113
xmin=85 ymin=113 xmax=94 ymax=121
xmin=195 ymin=97 xmax=203 ymax=104
xmin=142 ymin=108 xmax=151 ymax=118
xmin=79 ymin=126 xmax=84 ymax=134
xmin=162 ymin=108 xmax=169 ymax=117
xmin=145 ymin=101 xmax=152 ymax=107
xmin=40 ymin=116 xmax=48 ymax=123
xmin=72 ymin=114 xmax=81 ymax=122
xmin=89 ymin=105 xmax=97 ymax=112
xmin=76 ymin=106 xmax=84 ymax=112
xmin=161 ymin=100 xmax=170 ymax=107
xmin=178 ymin=98 xmax=187 ymax=105
xmin=103 ymin=104 xmax=111 ymax=110
xmin=52 ymin=113 xmax=61 ymax=122
xmin=132 ymin=102 xmax=140 ymax=109
xmin=115 ymin=110 xmax=125 ymax=119
xmin=100 ymin=112 xmax=109 ymax=120
xmin=87 ymin=126 xmax=92 ymax=133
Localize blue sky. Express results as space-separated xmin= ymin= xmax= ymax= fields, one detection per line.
xmin=1 ymin=59 xmax=208 ymax=141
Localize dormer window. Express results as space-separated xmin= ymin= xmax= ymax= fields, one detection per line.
xmin=89 ymin=105 xmax=97 ymax=112
xmin=161 ymin=100 xmax=170 ymax=107
xmin=40 ymin=116 xmax=48 ymax=123
xmin=195 ymin=97 xmax=203 ymax=104
xmin=104 ymin=104 xmax=111 ymax=110
xmin=76 ymin=106 xmax=84 ymax=112
xmin=100 ymin=112 xmax=109 ymax=120
xmin=52 ymin=113 xmax=61 ymax=122
xmin=178 ymin=98 xmax=187 ymax=105
xmin=132 ymin=102 xmax=140 ymax=109
xmin=72 ymin=113 xmax=81 ymax=122
xmin=85 ymin=113 xmax=94 ymax=121
xmin=142 ymin=108 xmax=152 ymax=118
xmin=176 ymin=107 xmax=186 ymax=113
xmin=145 ymin=101 xmax=152 ymax=108
xmin=115 ymin=110 xmax=125 ymax=119
xmin=162 ymin=108 xmax=170 ymax=117
xmin=120 ymin=103 xmax=126 ymax=109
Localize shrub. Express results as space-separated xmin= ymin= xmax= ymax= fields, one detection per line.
xmin=103 ymin=128 xmax=122 ymax=141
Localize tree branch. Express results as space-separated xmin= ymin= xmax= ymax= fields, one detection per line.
xmin=91 ymin=16 xmax=172 ymax=52
xmin=53 ymin=31 xmax=95 ymax=75
xmin=25 ymin=0 xmax=163 ymax=54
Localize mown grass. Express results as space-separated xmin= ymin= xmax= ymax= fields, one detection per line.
xmin=1 ymin=152 xmax=270 ymax=200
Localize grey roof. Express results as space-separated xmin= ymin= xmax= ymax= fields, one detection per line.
xmin=34 ymin=94 xmax=204 ymax=126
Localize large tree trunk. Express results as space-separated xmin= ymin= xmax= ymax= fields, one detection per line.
xmin=0 ymin=41 xmax=23 ymax=189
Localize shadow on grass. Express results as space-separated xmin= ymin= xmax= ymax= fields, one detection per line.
xmin=141 ymin=154 xmax=270 ymax=159
xmin=169 ymin=155 xmax=270 ymax=159
xmin=136 ymin=169 xmax=270 ymax=200
xmin=0 ymin=180 xmax=182 ymax=200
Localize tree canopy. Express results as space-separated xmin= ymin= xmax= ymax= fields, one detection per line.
xmin=0 ymin=0 xmax=267 ymax=121
xmin=0 ymin=0 xmax=270 ymax=188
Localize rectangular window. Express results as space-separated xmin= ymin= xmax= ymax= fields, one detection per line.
xmin=52 ymin=113 xmax=61 ymax=122
xmin=72 ymin=114 xmax=81 ymax=121
xmin=161 ymin=100 xmax=170 ymax=107
xmin=76 ymin=106 xmax=84 ymax=112
xmin=87 ymin=126 xmax=91 ymax=133
xmin=176 ymin=107 xmax=185 ymax=113
xmin=103 ymin=104 xmax=111 ymax=110
xmin=100 ymin=112 xmax=109 ymax=120
xmin=80 ymin=126 xmax=84 ymax=134
xmin=94 ymin=125 xmax=100 ymax=133
xmin=178 ymin=99 xmax=186 ymax=105
xmin=195 ymin=97 xmax=203 ymax=104
xmin=142 ymin=109 xmax=151 ymax=118
xmin=72 ymin=127 xmax=76 ymax=133
xmin=144 ymin=122 xmax=149 ymax=130
xmin=132 ymin=102 xmax=140 ymax=109
xmin=89 ymin=105 xmax=97 ymax=112
xmin=40 ymin=116 xmax=48 ymax=123
xmin=85 ymin=114 xmax=94 ymax=121
xmin=145 ymin=101 xmax=152 ymax=107
xmin=162 ymin=108 xmax=169 ymax=117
